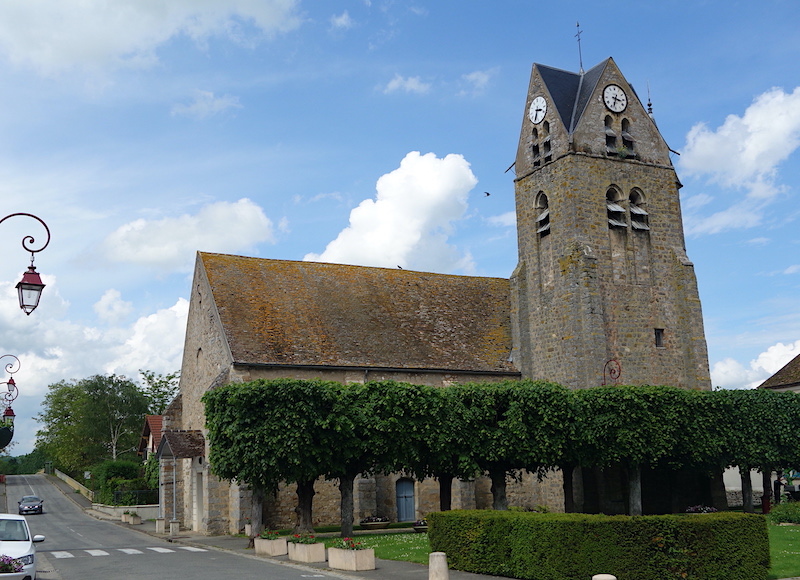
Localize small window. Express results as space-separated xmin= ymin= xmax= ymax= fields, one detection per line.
xmin=621 ymin=118 xmax=635 ymax=157
xmin=629 ymin=189 xmax=649 ymax=231
xmin=606 ymin=188 xmax=626 ymax=229
xmin=605 ymin=116 xmax=617 ymax=154
xmin=654 ymin=328 xmax=665 ymax=348
xmin=535 ymin=192 xmax=550 ymax=237
xmin=542 ymin=122 xmax=552 ymax=163
xmin=531 ymin=128 xmax=540 ymax=167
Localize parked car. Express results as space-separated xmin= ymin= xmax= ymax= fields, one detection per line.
xmin=0 ymin=513 xmax=45 ymax=579
xmin=17 ymin=497 xmax=43 ymax=516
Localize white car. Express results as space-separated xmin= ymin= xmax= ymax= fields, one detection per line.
xmin=0 ymin=514 xmax=45 ymax=580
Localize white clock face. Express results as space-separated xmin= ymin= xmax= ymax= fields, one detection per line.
xmin=603 ymin=84 xmax=628 ymax=113
xmin=528 ymin=96 xmax=547 ymax=124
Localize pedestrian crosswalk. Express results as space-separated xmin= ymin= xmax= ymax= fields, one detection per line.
xmin=47 ymin=546 xmax=208 ymax=558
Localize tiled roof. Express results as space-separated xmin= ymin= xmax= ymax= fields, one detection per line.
xmin=537 ymin=59 xmax=607 ymax=134
xmin=200 ymin=252 xmax=517 ymax=374
xmin=759 ymin=352 xmax=800 ymax=390
xmin=138 ymin=415 xmax=163 ymax=455
xmin=157 ymin=430 xmax=205 ymax=459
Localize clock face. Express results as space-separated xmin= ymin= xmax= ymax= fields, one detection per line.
xmin=528 ymin=96 xmax=547 ymax=124
xmin=603 ymin=84 xmax=628 ymax=113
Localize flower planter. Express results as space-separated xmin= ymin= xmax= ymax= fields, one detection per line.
xmin=255 ymin=536 xmax=288 ymax=556
xmin=359 ymin=521 xmax=389 ymax=530
xmin=413 ymin=525 xmax=428 ymax=533
xmin=328 ymin=547 xmax=375 ymax=571
xmin=129 ymin=515 xmax=142 ymax=525
xmin=121 ymin=514 xmax=130 ymax=523
xmin=288 ymin=542 xmax=326 ymax=563
xmin=244 ymin=523 xmax=252 ymax=536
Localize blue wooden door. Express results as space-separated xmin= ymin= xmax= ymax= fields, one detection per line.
xmin=396 ymin=478 xmax=415 ymax=521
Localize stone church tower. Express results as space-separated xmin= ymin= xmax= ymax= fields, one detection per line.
xmin=511 ymin=58 xmax=711 ymax=390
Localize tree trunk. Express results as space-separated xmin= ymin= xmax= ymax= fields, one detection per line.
xmin=761 ymin=469 xmax=772 ymax=514
xmin=489 ymin=470 xmax=508 ymax=510
xmin=561 ymin=463 xmax=575 ymax=513
xmin=248 ymin=485 xmax=264 ymax=549
xmin=740 ymin=466 xmax=753 ymax=513
xmin=437 ymin=474 xmax=453 ymax=511
xmin=339 ymin=473 xmax=355 ymax=538
xmin=294 ymin=479 xmax=316 ymax=533
xmin=628 ymin=463 xmax=642 ymax=516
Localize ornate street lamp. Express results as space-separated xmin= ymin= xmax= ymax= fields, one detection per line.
xmin=0 ymin=213 xmax=50 ymax=315
xmin=0 ymin=355 xmax=20 ymax=450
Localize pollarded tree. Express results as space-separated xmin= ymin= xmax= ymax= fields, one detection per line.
xmin=203 ymin=378 xmax=342 ymax=535
xmin=574 ymin=385 xmax=687 ymax=516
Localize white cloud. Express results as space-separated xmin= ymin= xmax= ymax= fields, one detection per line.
xmin=488 ymin=211 xmax=516 ymax=228
xmin=305 ymin=151 xmax=477 ymax=272
xmin=0 ymin=0 xmax=301 ymax=75
xmin=103 ymin=198 xmax=275 ymax=271
xmin=711 ymin=340 xmax=800 ymax=389
xmin=784 ymin=265 xmax=800 ymax=275
xmin=383 ymin=74 xmax=431 ymax=95
xmin=330 ymin=11 xmax=354 ymax=30
xmin=459 ymin=69 xmax=495 ymax=96
xmin=94 ymin=289 xmax=133 ymax=324
xmin=680 ymin=87 xmax=800 ymax=235
xmin=171 ymin=90 xmax=243 ymax=119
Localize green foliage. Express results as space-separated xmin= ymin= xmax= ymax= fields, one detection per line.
xmin=36 ymin=374 xmax=150 ymax=474
xmin=144 ymin=453 xmax=160 ymax=489
xmin=0 ymin=448 xmax=50 ymax=475
xmin=139 ymin=369 xmax=180 ymax=414
xmin=428 ymin=510 xmax=770 ymax=580
xmin=769 ymin=502 xmax=800 ymax=524
xmin=91 ymin=460 xmax=144 ymax=505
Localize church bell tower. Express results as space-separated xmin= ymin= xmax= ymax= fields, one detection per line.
xmin=510 ymin=58 xmax=711 ymax=390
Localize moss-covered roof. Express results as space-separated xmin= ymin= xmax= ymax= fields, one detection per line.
xmin=759 ymin=352 xmax=800 ymax=390
xmin=200 ymin=252 xmax=517 ymax=374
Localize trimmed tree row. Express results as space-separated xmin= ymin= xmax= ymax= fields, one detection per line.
xmin=202 ymin=379 xmax=800 ymax=535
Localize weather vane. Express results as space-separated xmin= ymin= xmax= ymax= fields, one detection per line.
xmin=575 ymin=21 xmax=584 ymax=74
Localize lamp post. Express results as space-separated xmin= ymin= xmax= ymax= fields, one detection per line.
xmin=0 ymin=213 xmax=50 ymax=315
xmin=0 ymin=355 xmax=20 ymax=450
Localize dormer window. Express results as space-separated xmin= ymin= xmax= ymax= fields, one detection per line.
xmin=621 ymin=118 xmax=635 ymax=158
xmin=535 ymin=192 xmax=550 ymax=237
xmin=606 ymin=187 xmax=626 ymax=229
xmin=629 ymin=189 xmax=649 ymax=231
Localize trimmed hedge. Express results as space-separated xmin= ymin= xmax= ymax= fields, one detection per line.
xmin=428 ymin=510 xmax=769 ymax=580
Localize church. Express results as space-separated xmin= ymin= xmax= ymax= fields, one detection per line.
xmin=157 ymin=57 xmax=711 ymax=534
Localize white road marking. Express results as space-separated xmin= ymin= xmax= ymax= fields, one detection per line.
xmin=177 ymin=547 xmax=207 ymax=552
xmin=118 ymin=548 xmax=143 ymax=554
xmin=147 ymin=547 xmax=175 ymax=553
xmin=49 ymin=551 xmax=74 ymax=559
xmin=85 ymin=549 xmax=109 ymax=556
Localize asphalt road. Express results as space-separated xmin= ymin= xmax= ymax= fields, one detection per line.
xmin=4 ymin=474 xmax=345 ymax=580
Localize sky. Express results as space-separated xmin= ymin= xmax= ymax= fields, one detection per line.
xmin=0 ymin=0 xmax=799 ymax=455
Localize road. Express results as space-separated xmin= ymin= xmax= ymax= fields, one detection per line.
xmin=4 ymin=474 xmax=337 ymax=580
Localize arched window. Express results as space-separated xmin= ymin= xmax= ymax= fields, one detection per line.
xmin=542 ymin=121 xmax=552 ymax=163
xmin=531 ymin=127 xmax=540 ymax=167
xmin=621 ymin=118 xmax=635 ymax=157
xmin=535 ymin=191 xmax=550 ymax=237
xmin=629 ymin=189 xmax=649 ymax=231
xmin=606 ymin=187 xmax=626 ymax=229
xmin=605 ymin=115 xmax=617 ymax=154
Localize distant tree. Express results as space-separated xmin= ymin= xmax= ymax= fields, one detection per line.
xmin=36 ymin=375 xmax=149 ymax=474
xmin=139 ymin=370 xmax=180 ymax=414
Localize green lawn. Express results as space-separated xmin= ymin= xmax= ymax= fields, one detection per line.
xmin=769 ymin=524 xmax=800 ymax=579
xmin=314 ymin=525 xmax=800 ymax=578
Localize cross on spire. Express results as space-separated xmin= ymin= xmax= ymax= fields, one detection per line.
xmin=575 ymin=21 xmax=584 ymax=74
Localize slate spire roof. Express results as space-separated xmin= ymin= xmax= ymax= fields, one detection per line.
xmin=199 ymin=252 xmax=518 ymax=375
xmin=537 ymin=58 xmax=608 ymax=134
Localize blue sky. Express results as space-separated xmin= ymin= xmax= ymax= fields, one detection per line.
xmin=1 ymin=0 xmax=799 ymax=454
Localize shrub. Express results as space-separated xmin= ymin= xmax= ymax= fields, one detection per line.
xmin=428 ymin=510 xmax=770 ymax=580
xmin=769 ymin=501 xmax=800 ymax=524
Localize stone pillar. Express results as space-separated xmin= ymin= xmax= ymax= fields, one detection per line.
xmin=169 ymin=520 xmax=180 ymax=536
xmin=429 ymin=552 xmax=449 ymax=580
xmin=155 ymin=518 xmax=166 ymax=534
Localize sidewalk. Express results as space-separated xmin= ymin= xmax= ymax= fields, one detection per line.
xmin=44 ymin=474 xmax=496 ymax=580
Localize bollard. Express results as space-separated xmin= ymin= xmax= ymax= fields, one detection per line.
xmin=429 ymin=551 xmax=449 ymax=580
xmin=592 ymin=575 xmax=617 ymax=580
xmin=169 ymin=519 xmax=180 ymax=536
xmin=155 ymin=518 xmax=166 ymax=534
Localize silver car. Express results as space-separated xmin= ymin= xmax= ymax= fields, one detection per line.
xmin=0 ymin=514 xmax=45 ymax=580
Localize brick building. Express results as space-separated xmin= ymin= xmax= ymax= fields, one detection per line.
xmin=159 ymin=57 xmax=711 ymax=534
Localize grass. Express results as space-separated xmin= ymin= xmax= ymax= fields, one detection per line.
xmin=769 ymin=524 xmax=800 ymax=579
xmin=322 ymin=532 xmax=431 ymax=564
